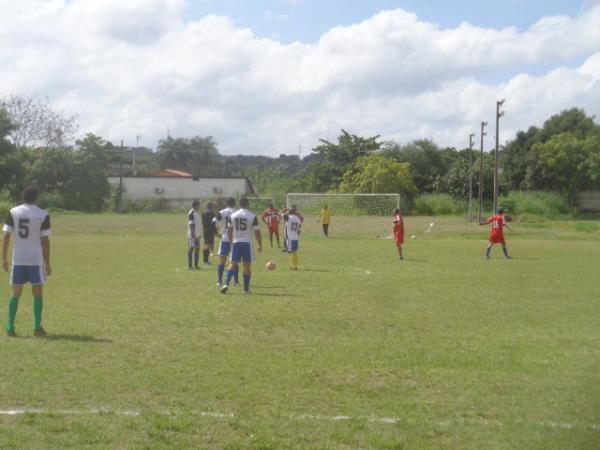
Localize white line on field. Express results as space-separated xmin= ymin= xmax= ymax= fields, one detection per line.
xmin=1 ymin=408 xmax=599 ymax=431
xmin=352 ymin=268 xmax=373 ymax=275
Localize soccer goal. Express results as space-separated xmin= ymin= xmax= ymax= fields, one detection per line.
xmin=286 ymin=193 xmax=401 ymax=238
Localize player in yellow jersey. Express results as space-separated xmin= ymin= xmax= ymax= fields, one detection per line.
xmin=317 ymin=205 xmax=331 ymax=237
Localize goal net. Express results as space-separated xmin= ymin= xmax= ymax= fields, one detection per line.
xmin=286 ymin=193 xmax=401 ymax=238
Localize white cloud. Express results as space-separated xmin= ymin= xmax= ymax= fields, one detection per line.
xmin=0 ymin=1 xmax=599 ymax=154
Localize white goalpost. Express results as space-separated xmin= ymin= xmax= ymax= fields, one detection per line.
xmin=286 ymin=193 xmax=401 ymax=238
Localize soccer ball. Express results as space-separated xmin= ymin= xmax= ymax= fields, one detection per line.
xmin=266 ymin=261 xmax=276 ymax=270
xmin=411 ymin=235 xmax=416 ymax=240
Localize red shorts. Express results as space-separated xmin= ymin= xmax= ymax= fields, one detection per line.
xmin=394 ymin=232 xmax=404 ymax=244
xmin=489 ymin=235 xmax=505 ymax=244
xmin=268 ymin=224 xmax=279 ymax=234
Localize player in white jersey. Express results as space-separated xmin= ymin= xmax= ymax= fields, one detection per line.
xmin=187 ymin=200 xmax=201 ymax=270
xmin=283 ymin=207 xmax=303 ymax=270
xmin=212 ymin=197 xmax=239 ymax=287
xmin=220 ymin=197 xmax=262 ymax=295
xmin=2 ymin=187 xmax=52 ymax=337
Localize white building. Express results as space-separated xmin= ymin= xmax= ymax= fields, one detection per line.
xmin=108 ymin=174 xmax=256 ymax=208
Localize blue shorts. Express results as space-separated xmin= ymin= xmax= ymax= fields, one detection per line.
xmin=230 ymin=242 xmax=255 ymax=264
xmin=218 ymin=241 xmax=231 ymax=257
xmin=11 ymin=265 xmax=47 ymax=286
xmin=287 ymin=240 xmax=299 ymax=253
xmin=188 ymin=237 xmax=200 ymax=248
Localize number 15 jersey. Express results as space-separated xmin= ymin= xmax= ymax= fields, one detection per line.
xmin=3 ymin=204 xmax=52 ymax=266
xmin=228 ymin=208 xmax=260 ymax=243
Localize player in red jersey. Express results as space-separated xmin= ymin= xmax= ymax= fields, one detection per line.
xmin=393 ymin=208 xmax=404 ymax=260
xmin=480 ymin=208 xmax=513 ymax=259
xmin=261 ymin=201 xmax=281 ymax=248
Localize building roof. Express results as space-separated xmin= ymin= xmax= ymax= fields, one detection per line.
xmin=152 ymin=169 xmax=193 ymax=177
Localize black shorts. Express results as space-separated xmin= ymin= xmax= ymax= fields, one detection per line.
xmin=203 ymin=233 xmax=215 ymax=246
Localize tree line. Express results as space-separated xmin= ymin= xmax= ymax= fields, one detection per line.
xmin=1 ymin=95 xmax=599 ymax=212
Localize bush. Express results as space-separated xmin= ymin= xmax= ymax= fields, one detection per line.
xmin=0 ymin=201 xmax=11 ymax=221
xmin=412 ymin=194 xmax=467 ymax=216
xmin=38 ymin=191 xmax=68 ymax=210
xmin=118 ymin=197 xmax=171 ymax=213
xmin=499 ymin=191 xmax=569 ymax=219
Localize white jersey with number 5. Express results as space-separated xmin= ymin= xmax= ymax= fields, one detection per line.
xmin=228 ymin=208 xmax=259 ymax=243
xmin=213 ymin=207 xmax=237 ymax=243
xmin=3 ymin=204 xmax=52 ymax=266
xmin=285 ymin=214 xmax=302 ymax=241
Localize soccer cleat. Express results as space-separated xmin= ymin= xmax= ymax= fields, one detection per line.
xmin=234 ymin=282 xmax=240 ymax=287
xmin=398 ymin=256 xmax=404 ymax=261
xmin=205 ymin=260 xmax=212 ymax=266
xmin=506 ymin=256 xmax=512 ymax=260
xmin=244 ymin=290 xmax=252 ymax=295
xmin=34 ymin=328 xmax=47 ymax=337
xmin=6 ymin=330 xmax=17 ymax=337
xmin=220 ymin=284 xmax=229 ymax=294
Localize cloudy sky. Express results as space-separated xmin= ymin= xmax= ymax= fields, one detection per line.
xmin=1 ymin=0 xmax=599 ymax=156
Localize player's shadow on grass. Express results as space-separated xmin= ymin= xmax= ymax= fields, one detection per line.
xmin=45 ymin=334 xmax=112 ymax=344
xmin=251 ymin=285 xmax=286 ymax=289
xmin=254 ymin=292 xmax=304 ymax=298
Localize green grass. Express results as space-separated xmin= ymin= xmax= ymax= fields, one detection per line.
xmin=1 ymin=214 xmax=600 ymax=449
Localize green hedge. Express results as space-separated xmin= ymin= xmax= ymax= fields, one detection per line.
xmin=0 ymin=201 xmax=11 ymax=221
xmin=412 ymin=194 xmax=467 ymax=216
xmin=499 ymin=191 xmax=569 ymax=219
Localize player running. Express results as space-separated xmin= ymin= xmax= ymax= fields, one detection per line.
xmin=317 ymin=205 xmax=332 ymax=237
xmin=392 ymin=208 xmax=405 ymax=260
xmin=284 ymin=207 xmax=303 ymax=270
xmin=213 ymin=197 xmax=239 ymax=287
xmin=187 ymin=200 xmax=201 ymax=270
xmin=201 ymin=202 xmax=217 ymax=265
xmin=2 ymin=186 xmax=52 ymax=337
xmin=261 ymin=201 xmax=281 ymax=248
xmin=220 ymin=198 xmax=263 ymax=295
xmin=480 ymin=208 xmax=513 ymax=259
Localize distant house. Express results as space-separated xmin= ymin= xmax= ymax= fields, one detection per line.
xmin=108 ymin=172 xmax=256 ymax=208
xmin=151 ymin=169 xmax=193 ymax=177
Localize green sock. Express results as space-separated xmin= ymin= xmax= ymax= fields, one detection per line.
xmin=33 ymin=296 xmax=43 ymax=331
xmin=7 ymin=297 xmax=18 ymax=332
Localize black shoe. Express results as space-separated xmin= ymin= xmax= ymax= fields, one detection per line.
xmin=6 ymin=329 xmax=17 ymax=337
xmin=34 ymin=328 xmax=47 ymax=337
xmin=220 ymin=284 xmax=229 ymax=294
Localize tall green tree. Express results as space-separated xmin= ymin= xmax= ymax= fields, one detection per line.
xmin=339 ymin=153 xmax=417 ymax=199
xmin=532 ymin=132 xmax=600 ymax=208
xmin=382 ymin=140 xmax=455 ymax=193
xmin=503 ymin=108 xmax=599 ymax=190
xmin=0 ymin=108 xmax=23 ymax=196
xmin=156 ymin=136 xmax=221 ymax=176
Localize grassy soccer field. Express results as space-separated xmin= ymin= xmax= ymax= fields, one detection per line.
xmin=1 ymin=214 xmax=600 ymax=449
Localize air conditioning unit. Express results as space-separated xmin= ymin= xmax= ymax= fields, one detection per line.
xmin=155 ymin=187 xmax=165 ymax=195
xmin=213 ymin=187 xmax=223 ymax=194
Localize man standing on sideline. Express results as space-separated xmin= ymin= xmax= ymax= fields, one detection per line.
xmin=393 ymin=208 xmax=404 ymax=261
xmin=220 ymin=198 xmax=262 ymax=295
xmin=480 ymin=208 xmax=513 ymax=259
xmin=187 ymin=200 xmax=201 ymax=270
xmin=3 ymin=186 xmax=52 ymax=337
xmin=201 ymin=201 xmax=217 ymax=265
xmin=261 ymin=201 xmax=281 ymax=248
xmin=213 ymin=197 xmax=239 ymax=287
xmin=317 ymin=205 xmax=331 ymax=237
